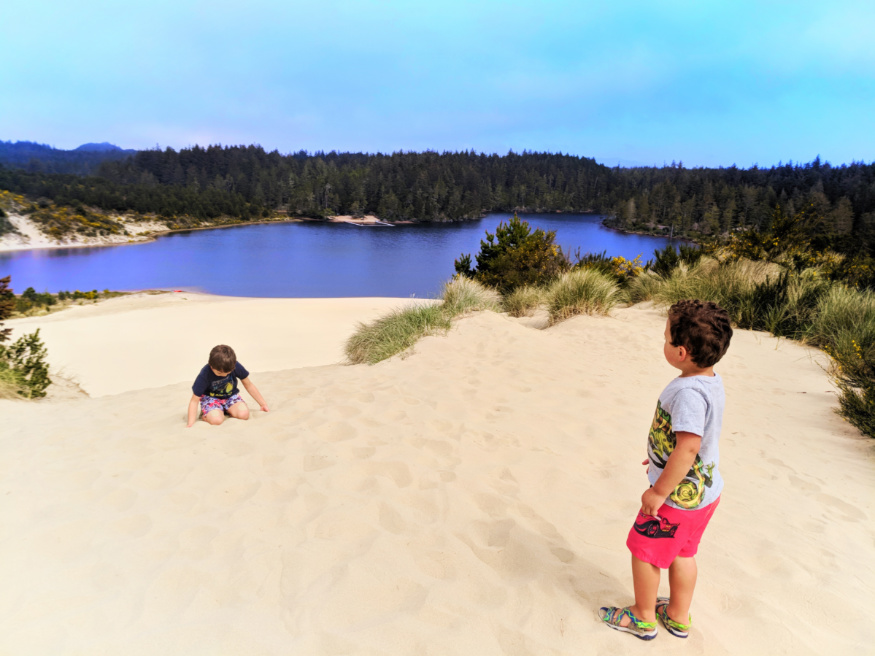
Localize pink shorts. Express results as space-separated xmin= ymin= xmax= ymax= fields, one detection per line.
xmin=626 ymin=497 xmax=720 ymax=569
xmin=199 ymin=393 xmax=243 ymax=417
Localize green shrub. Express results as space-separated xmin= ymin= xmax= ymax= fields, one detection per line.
xmin=0 ymin=329 xmax=51 ymax=398
xmin=15 ymin=287 xmax=58 ymax=314
xmin=575 ymin=251 xmax=645 ymax=287
xmin=835 ymin=378 xmax=875 ymax=438
xmin=455 ymin=214 xmax=569 ymax=293
xmin=345 ymin=304 xmax=451 ymax=364
xmin=546 ymin=269 xmax=620 ymax=324
xmin=503 ymin=285 xmax=545 ymax=317
xmin=441 ymin=276 xmax=501 ymax=317
xmin=0 ymin=276 xmax=12 ymax=343
xmin=650 ymin=243 xmax=703 ymax=278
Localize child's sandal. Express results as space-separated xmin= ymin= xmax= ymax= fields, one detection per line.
xmin=655 ymin=597 xmax=691 ymax=638
xmin=598 ymin=605 xmax=658 ymax=640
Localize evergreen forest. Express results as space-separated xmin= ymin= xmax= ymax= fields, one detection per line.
xmin=1 ymin=144 xmax=874 ymax=259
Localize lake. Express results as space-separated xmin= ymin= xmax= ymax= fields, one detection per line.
xmin=0 ymin=213 xmax=680 ymax=298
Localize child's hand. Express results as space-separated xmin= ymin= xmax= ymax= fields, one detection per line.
xmin=640 ymin=487 xmax=666 ymax=517
xmin=260 ymin=404 xmax=269 ymax=413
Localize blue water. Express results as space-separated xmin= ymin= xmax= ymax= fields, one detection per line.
xmin=0 ymin=213 xmax=679 ymax=298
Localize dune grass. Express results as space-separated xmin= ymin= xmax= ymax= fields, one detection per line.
xmin=502 ymin=285 xmax=544 ymax=317
xmin=441 ymin=277 xmax=501 ymax=317
xmin=627 ymin=255 xmax=875 ymax=436
xmin=345 ymin=304 xmax=451 ymax=365
xmin=346 ymin=278 xmax=502 ymax=364
xmin=545 ymin=269 xmax=620 ymax=324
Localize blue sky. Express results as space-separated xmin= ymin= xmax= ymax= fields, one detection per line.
xmin=2 ymin=0 xmax=873 ymax=167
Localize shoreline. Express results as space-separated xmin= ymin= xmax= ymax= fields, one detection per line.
xmin=0 ymin=210 xmax=611 ymax=254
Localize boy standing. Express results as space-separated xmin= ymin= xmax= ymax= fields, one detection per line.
xmin=600 ymin=299 xmax=733 ymax=640
xmin=186 ymin=344 xmax=269 ymax=427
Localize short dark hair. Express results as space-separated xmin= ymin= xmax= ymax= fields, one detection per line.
xmin=208 ymin=344 xmax=237 ymax=373
xmin=667 ymin=300 xmax=732 ymax=368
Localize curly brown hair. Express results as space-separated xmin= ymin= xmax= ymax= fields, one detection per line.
xmin=667 ymin=300 xmax=732 ymax=368
xmin=208 ymin=344 xmax=237 ymax=373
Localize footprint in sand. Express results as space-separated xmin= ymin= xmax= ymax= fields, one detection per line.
xmin=314 ymin=421 xmax=356 ymax=442
xmin=378 ymin=502 xmax=408 ymax=534
xmin=100 ymin=488 xmax=138 ymax=512
xmin=365 ymin=461 xmax=413 ymax=487
xmin=111 ymin=513 xmax=152 ymax=538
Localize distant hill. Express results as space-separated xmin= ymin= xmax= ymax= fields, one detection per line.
xmin=0 ymin=140 xmax=135 ymax=175
xmin=74 ymin=142 xmax=127 ymax=152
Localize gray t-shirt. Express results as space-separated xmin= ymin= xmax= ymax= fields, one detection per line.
xmin=646 ymin=373 xmax=725 ymax=511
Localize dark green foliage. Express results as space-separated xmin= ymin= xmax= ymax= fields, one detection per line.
xmin=455 ymin=215 xmax=569 ymax=293
xmin=0 ymin=276 xmax=12 ymax=343
xmin=650 ymin=243 xmax=703 ymax=278
xmin=0 ymin=329 xmax=51 ymax=398
xmin=3 ymin=148 xmax=875 ymax=256
xmin=734 ymin=271 xmax=828 ymax=337
xmin=836 ymin=380 xmax=875 ymax=438
xmin=0 ymin=277 xmax=52 ymax=398
xmin=574 ymin=250 xmax=614 ymax=277
xmin=15 ymin=287 xmax=57 ymax=313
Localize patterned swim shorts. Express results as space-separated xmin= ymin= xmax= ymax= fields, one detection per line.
xmin=626 ymin=496 xmax=720 ymax=569
xmin=199 ymin=393 xmax=243 ymax=417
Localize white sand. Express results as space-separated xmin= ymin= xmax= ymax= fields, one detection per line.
xmin=0 ymin=212 xmax=169 ymax=252
xmin=1 ymin=298 xmax=872 ymax=654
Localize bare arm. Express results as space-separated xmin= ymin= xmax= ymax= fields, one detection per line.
xmin=241 ymin=377 xmax=268 ymax=412
xmin=186 ymin=394 xmax=201 ymax=427
xmin=641 ymin=431 xmax=701 ymax=516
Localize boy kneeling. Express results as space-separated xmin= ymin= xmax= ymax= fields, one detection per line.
xmin=186 ymin=344 xmax=268 ymax=427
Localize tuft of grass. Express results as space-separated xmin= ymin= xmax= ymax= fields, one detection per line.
xmin=345 ymin=303 xmax=451 ymax=364
xmin=624 ymin=270 xmax=664 ymax=304
xmin=652 ymin=258 xmax=783 ymax=319
xmin=545 ymin=269 xmax=620 ymax=324
xmin=441 ymin=276 xmax=501 ymax=317
xmin=503 ymin=285 xmax=544 ymax=317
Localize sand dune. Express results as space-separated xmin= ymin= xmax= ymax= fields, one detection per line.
xmin=1 ymin=298 xmax=872 ymax=654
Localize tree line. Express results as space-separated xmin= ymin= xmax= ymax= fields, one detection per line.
xmin=1 ymin=145 xmax=874 ymax=253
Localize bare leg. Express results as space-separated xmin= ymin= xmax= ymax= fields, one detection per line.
xmin=203 ymin=409 xmax=225 ymax=425
xmin=226 ymin=400 xmax=250 ymax=420
xmin=666 ymin=556 xmax=697 ymax=622
xmin=610 ymin=554 xmax=660 ymax=626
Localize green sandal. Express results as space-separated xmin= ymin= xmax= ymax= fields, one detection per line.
xmin=598 ymin=606 xmax=658 ymax=640
xmin=655 ymin=597 xmax=691 ymax=638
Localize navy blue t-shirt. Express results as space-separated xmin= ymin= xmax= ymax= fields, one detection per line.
xmin=192 ymin=362 xmax=250 ymax=399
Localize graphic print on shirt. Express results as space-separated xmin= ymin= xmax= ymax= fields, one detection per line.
xmin=648 ymin=400 xmax=715 ymax=509
xmin=208 ymin=375 xmax=234 ymax=399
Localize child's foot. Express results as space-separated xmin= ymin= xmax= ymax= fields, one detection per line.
xmin=655 ymin=597 xmax=691 ymax=638
xmin=598 ymin=606 xmax=658 ymax=640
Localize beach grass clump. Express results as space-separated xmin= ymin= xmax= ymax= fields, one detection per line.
xmin=503 ymin=285 xmax=545 ymax=317
xmin=345 ymin=304 xmax=452 ymax=365
xmin=624 ymin=270 xmax=665 ymax=304
xmin=806 ymin=285 xmax=875 ymax=437
xmin=545 ymin=268 xmax=620 ymax=324
xmin=441 ymin=276 xmax=502 ymax=317
xmin=652 ymin=258 xmax=783 ymax=319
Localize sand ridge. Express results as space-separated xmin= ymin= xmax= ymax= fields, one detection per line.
xmin=0 ymin=298 xmax=872 ymax=654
